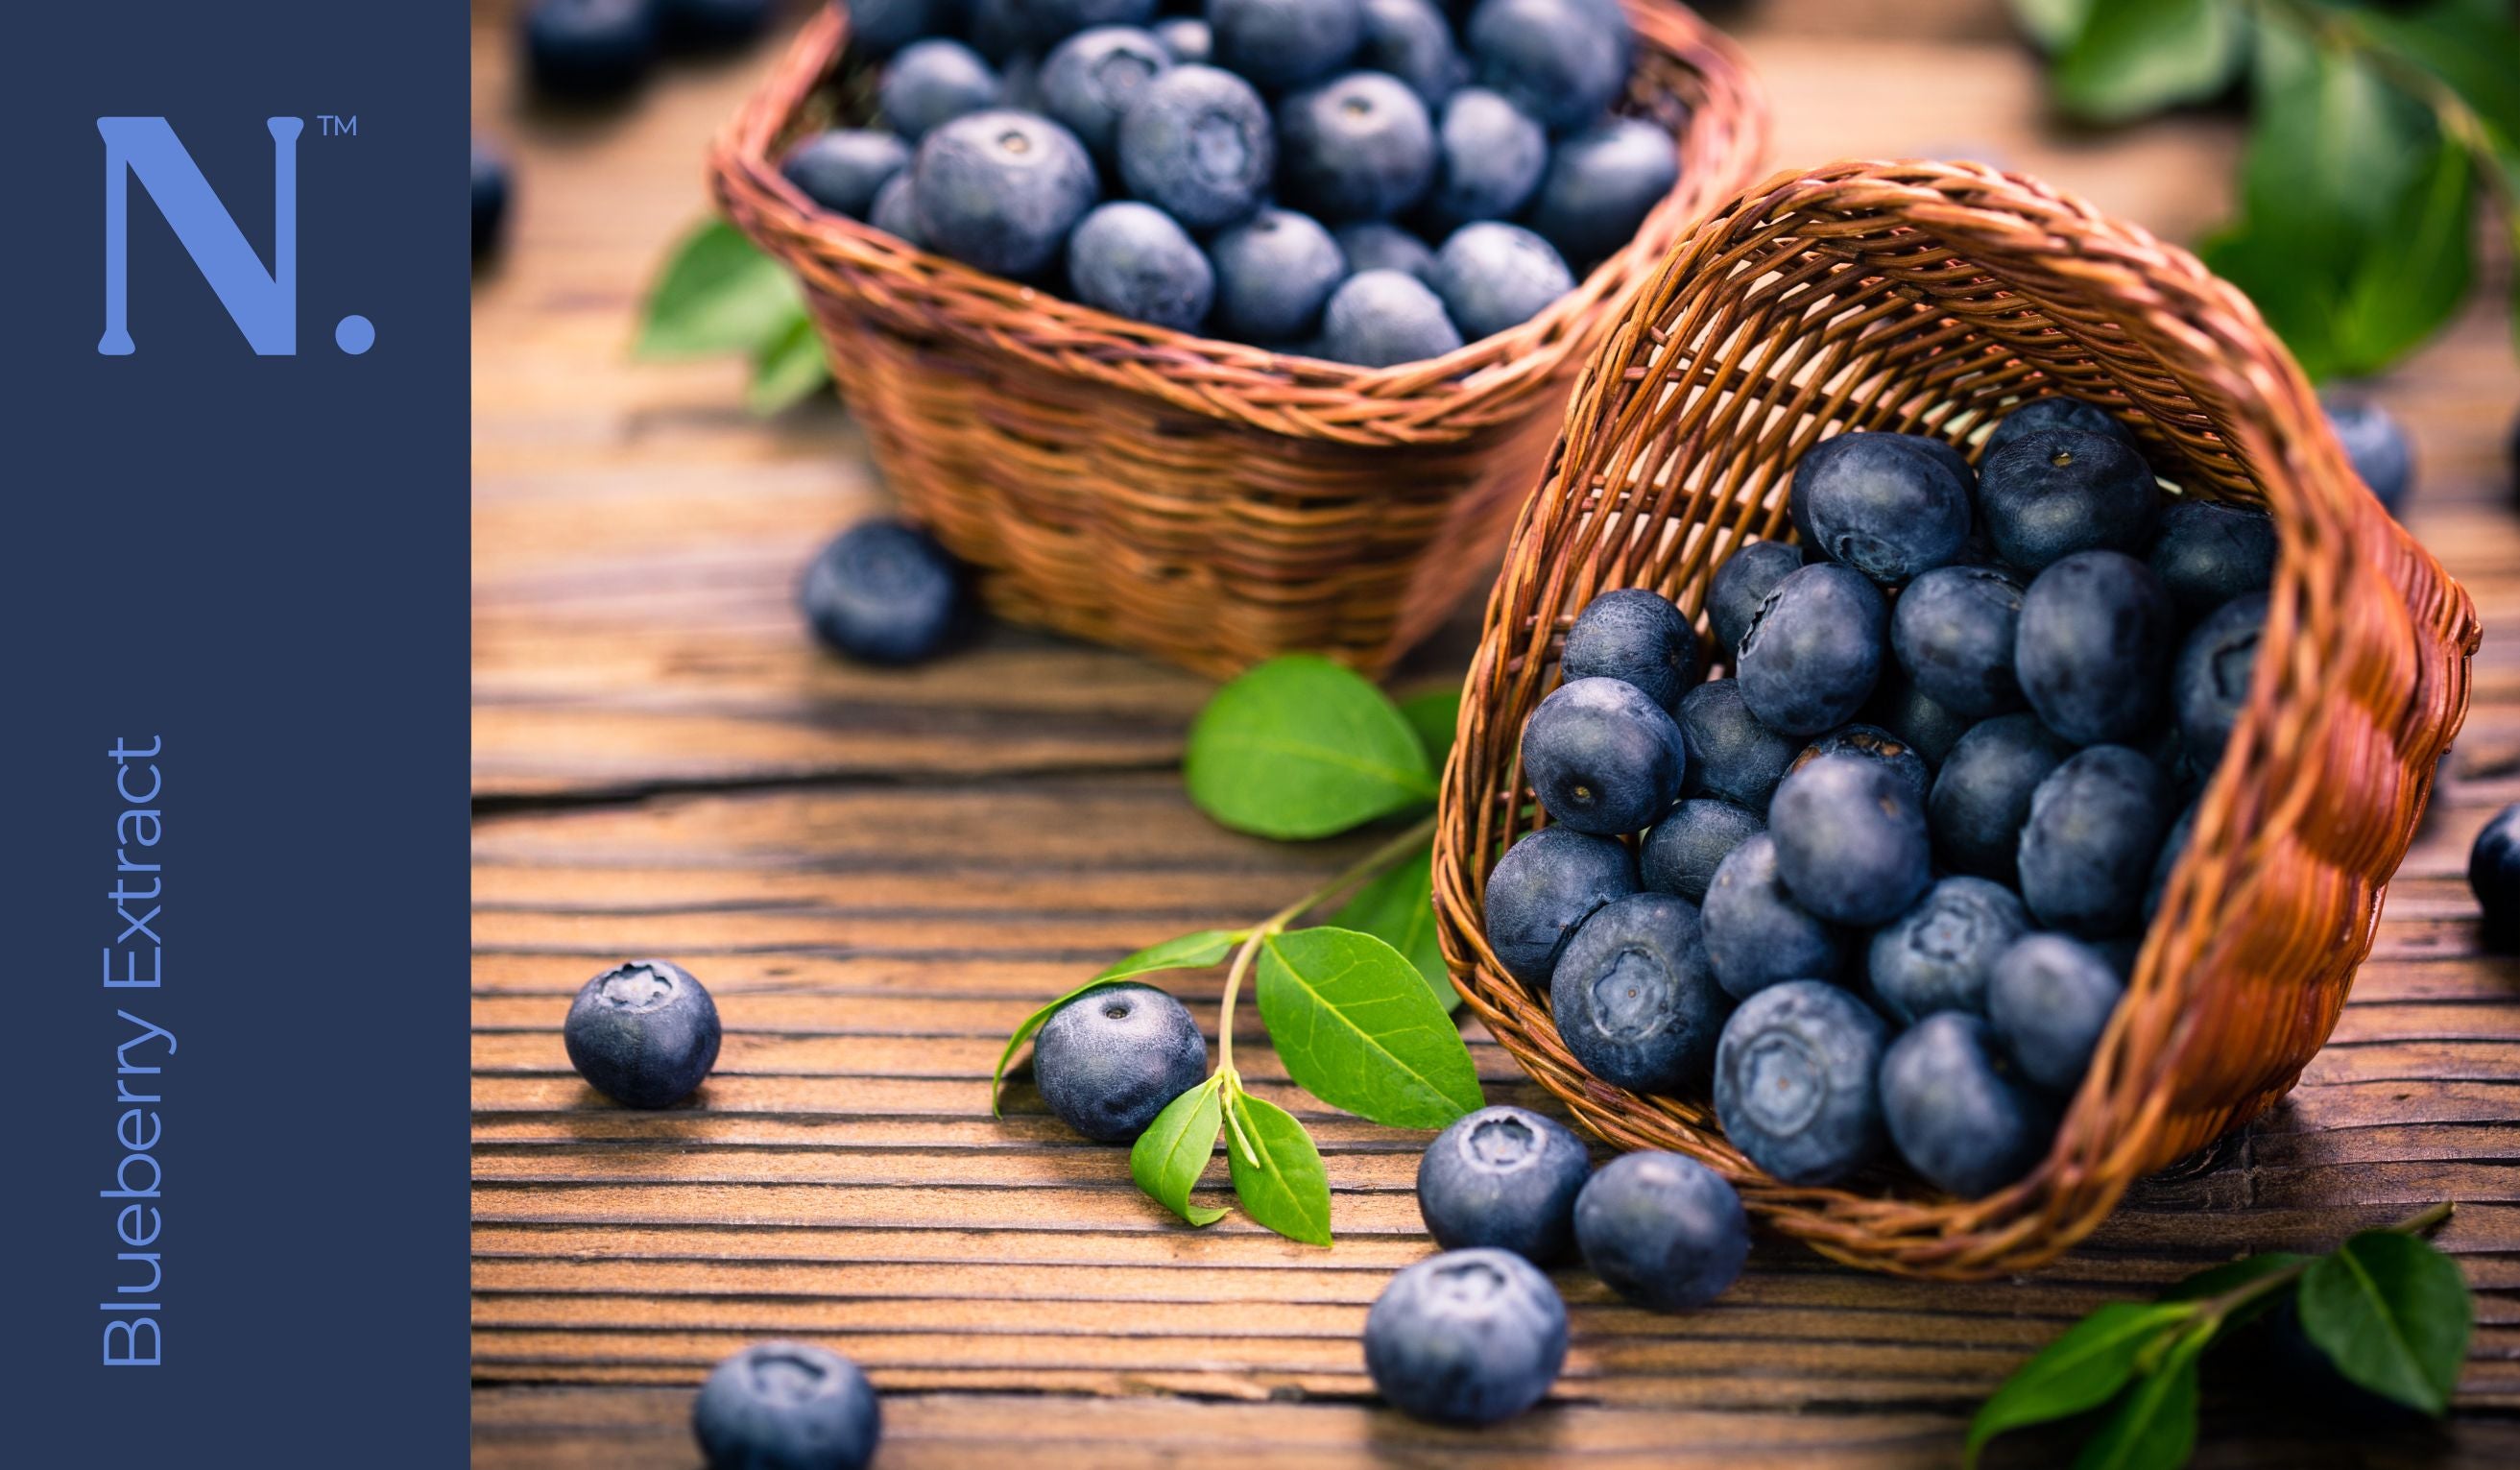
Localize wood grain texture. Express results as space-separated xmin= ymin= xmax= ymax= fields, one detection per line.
xmin=472 ymin=0 xmax=2520 ymax=1461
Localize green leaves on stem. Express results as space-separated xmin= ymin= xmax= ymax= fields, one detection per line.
xmin=636 ymin=217 xmax=829 ymax=414
xmin=1184 ymin=656 xmax=1437 ymax=839
xmin=2297 ymin=1229 xmax=2473 ymax=1415
xmin=1256 ymin=927 xmax=1483 ymax=1126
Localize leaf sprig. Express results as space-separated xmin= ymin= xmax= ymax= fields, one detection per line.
xmin=636 ymin=217 xmax=830 ymax=414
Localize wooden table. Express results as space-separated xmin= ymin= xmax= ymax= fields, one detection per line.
xmin=470 ymin=3 xmax=2520 ymax=1462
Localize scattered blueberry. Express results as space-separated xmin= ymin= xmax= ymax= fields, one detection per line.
xmin=1467 ymin=0 xmax=1631 ymax=132
xmin=1209 ymin=207 xmax=1349 ymax=341
xmin=1866 ymin=877 xmax=2028 ymax=1024
xmin=471 ymin=138 xmax=511 ymax=260
xmin=524 ymin=0 xmax=660 ymax=99
xmin=845 ymin=0 xmax=970 ymax=58
xmin=1416 ymin=1105 xmax=1593 ymax=1262
xmin=1641 ymin=798 xmax=1764 ymax=904
xmin=1521 ymin=676 xmax=1688 ymax=834
xmin=1978 ymin=427 xmax=2160 ymax=570
xmin=1361 ymin=0 xmax=1467 ymax=104
xmin=1524 ymin=115 xmax=1675 ymax=267
xmin=1986 ymin=933 xmax=2124 ymax=1093
xmin=1038 ymin=25 xmax=1171 ymax=158
xmin=1364 ymin=1249 xmax=1568 ymax=1426
xmin=564 ymin=959 xmax=723 ymax=1109
xmin=1152 ymin=15 xmax=1210 ymax=63
xmin=782 ymin=128 xmax=913 ymax=219
xmin=1675 ymin=678 xmax=1796 ymax=813
xmin=660 ymin=0 xmax=776 ymax=50
xmin=1032 ymin=981 xmax=1208 ymax=1143
xmin=1067 ymin=201 xmax=1214 ymax=330
xmin=1860 ymin=669 xmax=1971 ymax=767
xmin=1210 ymin=0 xmax=1365 ymax=90
xmin=1572 ymin=1151 xmax=1749 ymax=1311
xmin=1707 ymin=540 xmax=1803 ymax=662
xmin=1930 ymin=712 xmax=2071 ymax=883
xmin=800 ymin=519 xmax=972 ymax=664
xmin=1426 ymin=87 xmax=1548 ymax=229
xmin=1700 ymin=832 xmax=1844 ymax=1000
xmin=1319 ymin=268 xmax=1464 ymax=365
xmin=1116 ymin=65 xmax=1274 ymax=229
xmin=881 ymin=37 xmax=1002 ymax=139
xmin=2148 ymin=498 xmax=2276 ymax=619
xmin=1767 ymin=752 xmax=1933 ymax=927
xmin=1735 ymin=564 xmax=1888 ymax=738
xmin=2473 ymin=804 xmax=2520 ymax=948
xmin=1482 ymin=825 xmax=1639 ymax=984
xmin=1980 ymin=396 xmax=2139 ymax=461
xmin=1713 ymin=979 xmax=1887 ymax=1184
xmin=2018 ymin=744 xmax=2174 ymax=937
xmin=1789 ymin=432 xmax=1973 ymax=586
xmin=692 ymin=1340 xmax=880 ymax=1470
xmin=2014 ymin=549 xmax=2174 ymax=746
xmin=1334 ymin=221 xmax=1436 ymax=280
xmin=1563 ymin=588 xmax=1697 ymax=710
xmin=1892 ymin=566 xmax=2025 ymax=718
xmin=1879 ymin=1012 xmax=2052 ymax=1197
xmin=870 ymin=171 xmax=927 ymax=244
xmin=2322 ymin=393 xmax=2412 ymax=515
xmin=2172 ymin=591 xmax=2267 ymax=764
xmin=1550 ymin=894 xmax=1728 ymax=1094
xmin=913 ymin=110 xmax=1100 ymax=277
xmin=1789 ymin=724 xmax=1929 ymax=806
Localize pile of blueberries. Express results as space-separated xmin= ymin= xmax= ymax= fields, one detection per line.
xmin=782 ymin=0 xmax=1676 ymax=365
xmin=1480 ymin=394 xmax=2393 ymax=1203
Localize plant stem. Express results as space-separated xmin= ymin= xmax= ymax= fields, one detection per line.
xmin=2190 ymin=1201 xmax=2455 ymax=1325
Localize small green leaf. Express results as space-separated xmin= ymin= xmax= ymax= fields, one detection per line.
xmin=2298 ymin=1230 xmax=2474 ymax=1415
xmin=1225 ymin=1085 xmax=1332 ymax=1245
xmin=2052 ymin=0 xmax=2246 ymax=124
xmin=636 ymin=217 xmax=805 ymax=359
xmin=1331 ymin=849 xmax=1456 ymax=1011
xmin=1398 ymin=687 xmax=1462 ymax=770
xmin=745 ymin=310 xmax=830 ymax=416
xmin=1256 ymin=927 xmax=1482 ymax=1129
xmin=1965 ymin=1302 xmax=2198 ymax=1467
xmin=990 ymin=930 xmax=1244 ymax=1114
xmin=2012 ymin=0 xmax=2095 ymax=54
xmin=1184 ymin=656 xmax=1436 ymax=840
xmin=1130 ymin=1075 xmax=1227 ymax=1226
xmin=2071 ymin=1323 xmax=2210 ymax=1470
xmin=2161 ymin=1251 xmax=2311 ymax=1331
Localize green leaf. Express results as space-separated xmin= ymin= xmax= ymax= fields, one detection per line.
xmin=2298 ymin=1230 xmax=2474 ymax=1414
xmin=1184 ymin=656 xmax=1436 ymax=840
xmin=2332 ymin=135 xmax=2476 ymax=375
xmin=2071 ymin=1323 xmax=2210 ymax=1470
xmin=2353 ymin=0 xmax=2520 ymax=159
xmin=2161 ymin=1251 xmax=2311 ymax=1331
xmin=990 ymin=930 xmax=1244 ymax=1114
xmin=745 ymin=310 xmax=829 ymax=415
xmin=1255 ymin=927 xmax=1482 ymax=1129
xmin=2052 ymin=0 xmax=2246 ymax=124
xmin=1330 ymin=849 xmax=1456 ymax=1011
xmin=1224 ymin=1085 xmax=1332 ymax=1245
xmin=1130 ymin=1075 xmax=1227 ymax=1226
xmin=1965 ymin=1303 xmax=2197 ymax=1467
xmin=636 ymin=217 xmax=806 ymax=359
xmin=2012 ymin=0 xmax=2096 ymax=54
xmin=1398 ymin=687 xmax=1462 ymax=770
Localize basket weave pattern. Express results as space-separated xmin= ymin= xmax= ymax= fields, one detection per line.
xmin=712 ymin=5 xmax=1766 ymax=677
xmin=1430 ymin=160 xmax=2483 ymax=1278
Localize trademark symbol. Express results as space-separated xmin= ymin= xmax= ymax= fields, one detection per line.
xmin=319 ymin=114 xmax=357 ymax=137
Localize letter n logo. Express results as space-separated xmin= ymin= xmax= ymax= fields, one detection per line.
xmin=97 ymin=117 xmax=301 ymax=355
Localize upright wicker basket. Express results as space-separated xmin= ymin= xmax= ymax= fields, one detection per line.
xmin=1432 ymin=160 xmax=2482 ymax=1278
xmin=713 ymin=4 xmax=1766 ymax=677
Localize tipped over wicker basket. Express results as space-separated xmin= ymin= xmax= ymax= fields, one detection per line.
xmin=712 ymin=3 xmax=1765 ymax=678
xmin=1431 ymin=159 xmax=2482 ymax=1279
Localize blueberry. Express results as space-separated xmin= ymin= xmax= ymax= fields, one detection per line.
xmin=2471 ymin=803 xmax=2520 ymax=949
xmin=1023 ymin=0 xmax=1161 ymax=48
xmin=2322 ymin=393 xmax=2412 ymax=515
xmin=1032 ymin=981 xmax=1208 ymax=1142
xmin=881 ymin=39 xmax=1001 ymax=139
xmin=1641 ymin=798 xmax=1764 ymax=904
xmin=1879 ymin=1012 xmax=2052 ymax=1197
xmin=1860 ymin=668 xmax=1971 ymax=767
xmin=1361 ymin=0 xmax=1467 ymax=105
xmin=1466 ymin=0 xmax=1631 ymax=132
xmin=1789 ymin=432 xmax=1973 ymax=586
xmin=471 ymin=138 xmax=511 ymax=260
xmin=2148 ymin=498 xmax=2276 ymax=619
xmin=1116 ymin=65 xmax=1274 ymax=229
xmin=1067 ymin=201 xmax=1215 ymax=330
xmin=1333 ymin=221 xmax=1436 ymax=280
xmin=1707 ymin=540 xmax=1803 ymax=661
xmin=1987 ymin=933 xmax=2124 ymax=1093
xmin=1978 ymin=427 xmax=2160 ymax=571
xmin=1431 ymin=222 xmax=1573 ymax=339
xmin=1319 ymin=269 xmax=1464 ymax=365
xmin=1563 ymin=588 xmax=1697 ymax=710
xmin=869 ymin=172 xmax=927 ymax=245
xmin=844 ymin=0 xmax=969 ymax=58
xmin=1767 ymin=752 xmax=1932 ymax=927
xmin=1929 ymin=712 xmax=2070 ymax=882
xmin=1278 ymin=72 xmax=1437 ymax=223
xmin=1153 ymin=15 xmax=1211 ymax=63
xmin=2172 ymin=591 xmax=2266 ymax=765
xmin=1700 ymin=832 xmax=1844 ymax=1000
xmin=913 ymin=111 xmax=1100 ymax=277
xmin=2015 ymin=549 xmax=2174 ymax=746
xmin=1712 ymin=979 xmax=1887 ymax=1184
xmin=564 ymin=959 xmax=722 ymax=1109
xmin=2146 ymin=800 xmax=2195 ymax=921
xmin=1522 ymin=676 xmax=1688 ymax=834
xmin=1363 ymin=1248 xmax=1567 ymax=1426
xmin=1416 ymin=1105 xmax=1593 ymax=1262
xmin=1209 ymin=207 xmax=1348 ymax=340
xmin=2018 ymin=744 xmax=2174 ymax=937
xmin=1210 ymin=0 xmax=1364 ymax=90
xmin=1980 ymin=396 xmax=2138 ymax=461
xmin=1674 ymin=679 xmax=1795 ymax=813
xmin=1426 ymin=88 xmax=1548 ymax=229
xmin=1482 ymin=825 xmax=1639 ymax=984
xmin=1734 ymin=563 xmax=1888 ymax=738
xmin=1789 ymin=724 xmax=1929 ymax=806
xmin=1866 ymin=877 xmax=2027 ymax=1024
xmin=1039 ymin=26 xmax=1172 ymax=159
xmin=782 ymin=129 xmax=913 ymax=220
xmin=693 ymin=1340 xmax=880 ymax=1470
xmin=660 ymin=0 xmax=775 ymax=49
xmin=1572 ymin=1151 xmax=1748 ymax=1312
xmin=800 ymin=519 xmax=972 ymax=664
xmin=1892 ymin=565 xmax=2025 ymax=718
xmin=524 ymin=0 xmax=660 ymax=99
xmin=1550 ymin=894 xmax=1728 ymax=1094
xmin=963 ymin=0 xmax=1031 ymax=60
xmin=1524 ymin=115 xmax=1676 ymax=266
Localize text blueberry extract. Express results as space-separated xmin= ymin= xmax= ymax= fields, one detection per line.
xmin=102 ymin=736 xmax=170 ymax=1367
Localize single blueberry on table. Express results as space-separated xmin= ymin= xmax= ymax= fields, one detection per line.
xmin=693 ymin=1340 xmax=880 ymax=1470
xmin=1431 ymin=222 xmax=1574 ymax=340
xmin=1766 ymin=752 xmax=1932 ymax=927
xmin=1980 ymin=396 xmax=2139 ymax=460
xmin=1700 ymin=832 xmax=1844 ymax=1000
xmin=1417 ymin=1105 xmax=1594 ymax=1262
xmin=1930 ymin=712 xmax=2071 ymax=883
xmin=1573 ymin=1151 xmax=1749 ymax=1312
xmin=1708 ymin=540 xmax=1803 ymax=662
xmin=1987 ymin=932 xmax=2124 ymax=1094
xmin=1562 ymin=588 xmax=1698 ymax=711
xmin=564 ymin=959 xmax=723 ymax=1109
xmin=1116 ymin=65 xmax=1275 ymax=229
xmin=869 ymin=171 xmax=927 ymax=245
xmin=1361 ymin=0 xmax=1467 ymax=105
xmin=1364 ymin=1248 xmax=1568 ymax=1426
xmin=1426 ymin=87 xmax=1548 ymax=230
xmin=1734 ymin=563 xmax=1888 ymax=738
xmin=1482 ymin=825 xmax=1638 ymax=984
xmin=1210 ymin=0 xmax=1365 ymax=90
xmin=1978 ymin=427 xmax=2160 ymax=571
xmin=1880 ymin=1012 xmax=2054 ymax=1198
xmin=1319 ymin=269 xmax=1464 ymax=366
xmin=659 ymin=0 xmax=776 ymax=50
xmin=2146 ymin=800 xmax=2196 ymax=922
xmin=800 ymin=519 xmax=972 ymax=664
xmin=2322 ymin=393 xmax=2413 ymax=515
xmin=1712 ymin=979 xmax=1888 ymax=1185
xmin=1467 ymin=0 xmax=1632 ymax=132
xmin=913 ymin=110 xmax=1100 ymax=278
xmin=1788 ymin=724 xmax=1929 ymax=806
xmin=1550 ymin=893 xmax=1728 ymax=1095
xmin=843 ymin=0 xmax=968 ymax=58
xmin=1524 ymin=115 xmax=1676 ymax=268
xmin=523 ymin=0 xmax=660 ymax=99
xmin=2014 ymin=549 xmax=2175 ymax=746
xmin=2018 ymin=744 xmax=2174 ymax=938
xmin=1039 ymin=25 xmax=1172 ymax=159
xmin=781 ymin=129 xmax=913 ymax=220
xmin=1521 ymin=676 xmax=1688 ymax=835
xmin=1641 ymin=798 xmax=1764 ymax=904
xmin=1334 ymin=221 xmax=1436 ymax=281
xmin=1152 ymin=14 xmax=1211 ymax=63
xmin=1789 ymin=431 xmax=1974 ymax=586
xmin=1866 ymin=876 xmax=2028 ymax=1024
xmin=1067 ymin=201 xmax=1215 ymax=331
xmin=2172 ymin=591 xmax=2268 ymax=764
xmin=1031 ymin=981 xmax=1208 ymax=1143
xmin=1892 ymin=565 xmax=2025 ymax=719
xmin=2472 ymin=803 xmax=2520 ymax=949
xmin=471 ymin=138 xmax=511 ymax=259
xmin=1860 ymin=668 xmax=1970 ymax=767
xmin=880 ymin=38 xmax=1002 ymax=140
xmin=1209 ymin=207 xmax=1349 ymax=341
xmin=2148 ymin=498 xmax=2277 ymax=620
xmin=1674 ymin=678 xmax=1796 ymax=814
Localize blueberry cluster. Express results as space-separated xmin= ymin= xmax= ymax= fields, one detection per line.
xmin=1480 ymin=398 xmax=2305 ymax=1200
xmin=786 ymin=0 xmax=1674 ymax=365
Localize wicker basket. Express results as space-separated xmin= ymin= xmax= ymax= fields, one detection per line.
xmin=1430 ymin=160 xmax=2483 ymax=1279
xmin=712 ymin=4 xmax=1765 ymax=678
